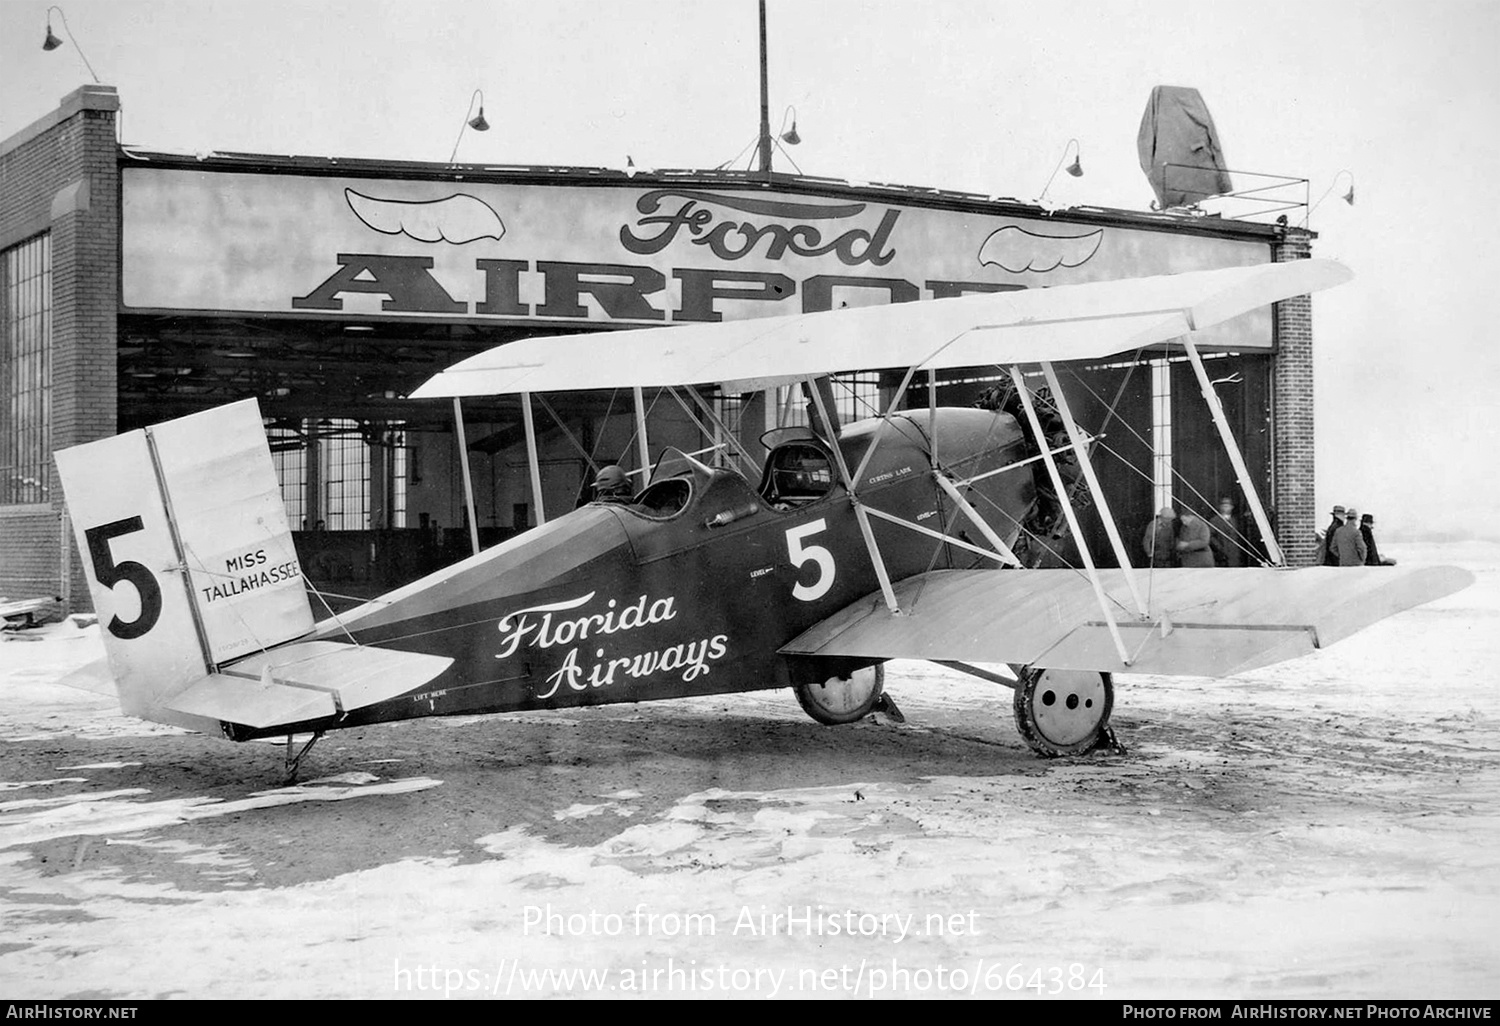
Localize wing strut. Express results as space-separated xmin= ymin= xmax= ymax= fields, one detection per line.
xmin=1040 ymin=361 xmax=1148 ymax=617
xmin=840 ymin=355 xmax=1025 ymax=572
xmin=864 ymin=504 xmax=1016 ymax=565
xmin=805 ymin=377 xmax=901 ymax=613
xmin=932 ymin=473 xmax=1023 ymax=567
xmin=533 ymin=393 xmax=603 ymax=473
xmin=928 ymin=368 xmax=939 ymax=467
xmin=851 ymin=363 xmax=920 ymax=486
xmin=670 ymin=385 xmax=761 ymax=477
xmin=632 ymin=386 xmax=651 ymax=481
xmin=521 ymin=391 xmax=546 ymax=526
xmin=1011 ymin=365 xmax=1132 ymax=666
xmin=452 ymin=397 xmax=481 ymax=556
xmin=1181 ymin=337 xmax=1284 ymax=566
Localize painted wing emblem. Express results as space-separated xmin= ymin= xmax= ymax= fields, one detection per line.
xmin=345 ymin=189 xmax=505 ymax=245
xmin=978 ymin=225 xmax=1102 ymax=273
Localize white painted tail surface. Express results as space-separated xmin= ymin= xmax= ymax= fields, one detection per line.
xmin=55 ymin=399 xmax=314 ymax=729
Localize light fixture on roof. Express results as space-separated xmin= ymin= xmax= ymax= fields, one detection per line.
xmin=779 ymin=106 xmax=800 ymax=145
xmin=1309 ymin=169 xmax=1355 ymax=220
xmin=449 ymin=89 xmax=489 ymax=163
xmin=41 ymin=6 xmax=101 ymax=83
xmin=1036 ymin=138 xmax=1084 ymax=204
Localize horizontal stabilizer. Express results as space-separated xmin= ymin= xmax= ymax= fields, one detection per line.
xmin=782 ymin=565 xmax=1473 ymax=678
xmin=163 ymin=642 xmax=453 ymax=729
xmin=218 ymin=642 xmax=453 ymax=712
xmin=166 ymin=673 xmax=338 ymax=728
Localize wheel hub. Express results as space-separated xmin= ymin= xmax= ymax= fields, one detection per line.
xmin=794 ymin=664 xmax=885 ymax=725
xmin=1030 ymin=669 xmax=1108 ymax=747
xmin=809 ymin=667 xmax=880 ymax=717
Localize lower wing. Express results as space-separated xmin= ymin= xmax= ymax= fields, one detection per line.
xmin=781 ymin=565 xmax=1473 ymax=677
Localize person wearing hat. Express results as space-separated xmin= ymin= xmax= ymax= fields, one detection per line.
xmin=1141 ymin=506 xmax=1178 ymax=567
xmin=1360 ymin=513 xmax=1394 ymax=566
xmin=1175 ymin=509 xmax=1216 ymax=568
xmin=1332 ymin=506 xmax=1368 ymax=567
xmin=1209 ymin=496 xmax=1244 ymax=568
xmin=1318 ymin=504 xmax=1347 ymax=566
xmin=591 ymin=465 xmax=633 ymax=504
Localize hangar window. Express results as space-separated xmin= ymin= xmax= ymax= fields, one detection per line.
xmin=0 ymin=234 xmax=51 ymax=506
xmin=772 ymin=373 xmax=882 ymax=431
xmin=323 ymin=421 xmax=371 ymax=530
xmin=269 ymin=426 xmax=307 ymax=527
xmin=1151 ymin=359 xmax=1173 ymax=513
xmin=270 ymin=419 xmax=409 ymax=530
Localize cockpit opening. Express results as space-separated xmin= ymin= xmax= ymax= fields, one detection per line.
xmin=632 ymin=477 xmax=692 ymax=517
xmin=759 ymin=441 xmax=835 ymax=509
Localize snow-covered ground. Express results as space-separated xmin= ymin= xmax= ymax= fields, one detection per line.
xmin=1 ymin=543 xmax=1496 ymax=999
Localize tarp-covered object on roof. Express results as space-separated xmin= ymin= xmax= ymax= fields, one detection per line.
xmin=1138 ymin=85 xmax=1233 ymax=209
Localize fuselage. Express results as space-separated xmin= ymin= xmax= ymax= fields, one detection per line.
xmin=239 ymin=407 xmax=1032 ymax=738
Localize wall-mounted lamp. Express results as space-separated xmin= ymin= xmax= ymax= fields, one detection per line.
xmin=779 ymin=106 xmax=801 ymax=145
xmin=1036 ymin=138 xmax=1084 ymax=203
xmin=42 ymin=6 xmax=100 ymax=84
xmin=449 ymin=89 xmax=490 ymax=163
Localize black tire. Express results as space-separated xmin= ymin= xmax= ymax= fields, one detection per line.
xmin=1013 ymin=667 xmax=1113 ymax=757
xmin=794 ymin=664 xmax=886 ymax=725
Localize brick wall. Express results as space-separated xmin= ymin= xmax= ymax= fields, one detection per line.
xmin=0 ymin=85 xmax=120 ymax=611
xmin=1271 ymin=229 xmax=1317 ymax=566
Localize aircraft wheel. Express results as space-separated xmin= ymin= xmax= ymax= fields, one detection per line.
xmin=1013 ymin=667 xmax=1113 ymax=757
xmin=795 ymin=664 xmax=885 ymax=725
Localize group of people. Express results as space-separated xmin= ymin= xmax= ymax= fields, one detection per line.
xmin=1141 ymin=497 xmax=1248 ymax=568
xmin=1142 ymin=498 xmax=1395 ymax=569
xmin=1315 ymin=504 xmax=1394 ymax=567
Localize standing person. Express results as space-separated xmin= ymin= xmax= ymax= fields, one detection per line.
xmin=1142 ymin=507 xmax=1177 ymax=567
xmin=1209 ymin=496 xmax=1244 ymax=567
xmin=1175 ymin=510 xmax=1215 ymax=567
xmin=1333 ymin=506 xmax=1368 ymax=566
xmin=1360 ymin=513 xmax=1392 ymax=566
xmin=1317 ymin=505 xmax=1346 ymax=566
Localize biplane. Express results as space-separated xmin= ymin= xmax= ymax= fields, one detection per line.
xmin=53 ymin=259 xmax=1472 ymax=778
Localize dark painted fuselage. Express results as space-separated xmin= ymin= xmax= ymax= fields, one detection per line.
xmin=243 ymin=408 xmax=1032 ymax=738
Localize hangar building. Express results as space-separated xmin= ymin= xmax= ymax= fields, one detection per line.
xmin=1 ymin=85 xmax=1320 ymax=613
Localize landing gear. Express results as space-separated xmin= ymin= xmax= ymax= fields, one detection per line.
xmin=1013 ymin=668 xmax=1116 ymax=757
xmin=795 ymin=664 xmax=886 ymax=725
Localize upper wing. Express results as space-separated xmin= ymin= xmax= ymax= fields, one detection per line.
xmin=780 ymin=565 xmax=1472 ymax=678
xmin=411 ymin=260 xmax=1352 ymax=398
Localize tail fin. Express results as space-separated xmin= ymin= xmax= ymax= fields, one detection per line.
xmin=55 ymin=399 xmax=314 ymax=728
